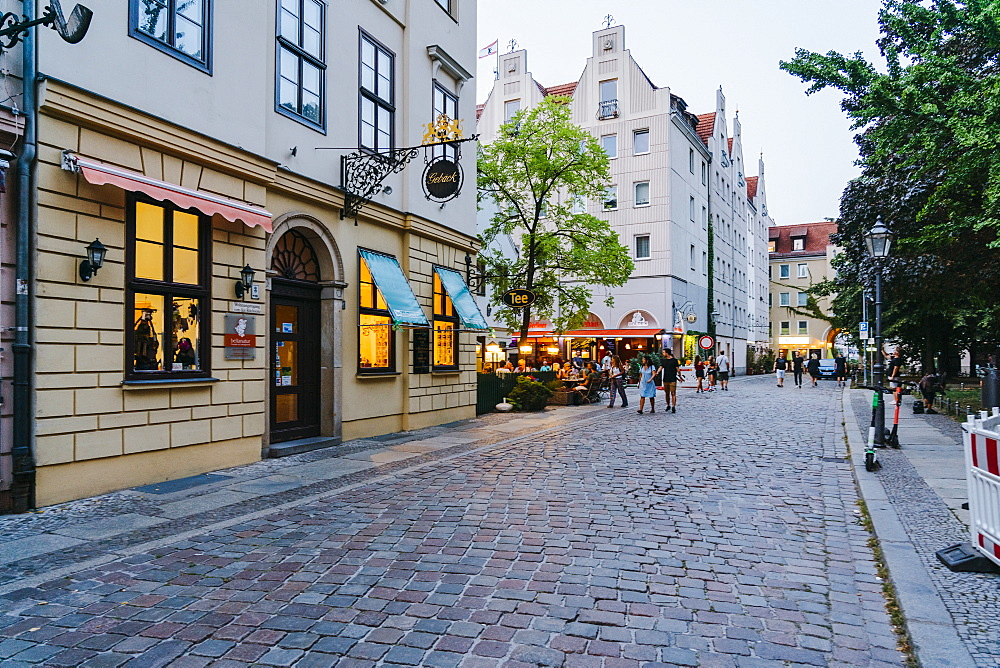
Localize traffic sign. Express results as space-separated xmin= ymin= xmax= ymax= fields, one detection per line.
xmin=501 ymin=289 xmax=536 ymax=308
xmin=698 ymin=334 xmax=715 ymax=350
xmin=859 ymin=321 xmax=869 ymax=334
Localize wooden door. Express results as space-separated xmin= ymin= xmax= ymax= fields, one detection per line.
xmin=270 ymin=280 xmax=321 ymax=443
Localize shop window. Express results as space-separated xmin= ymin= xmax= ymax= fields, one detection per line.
xmin=433 ymin=270 xmax=459 ymax=369
xmin=277 ymin=0 xmax=325 ymax=128
xmin=127 ymin=197 xmax=210 ymax=379
xmin=359 ymin=253 xmax=395 ymax=372
xmin=130 ymin=0 xmax=212 ymax=72
xmin=360 ymin=31 xmax=394 ymax=152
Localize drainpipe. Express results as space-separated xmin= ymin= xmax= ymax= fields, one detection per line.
xmin=11 ymin=0 xmax=37 ymax=512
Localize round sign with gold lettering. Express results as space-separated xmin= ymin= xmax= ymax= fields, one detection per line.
xmin=502 ymin=289 xmax=536 ymax=308
xmin=422 ymin=157 xmax=463 ymax=202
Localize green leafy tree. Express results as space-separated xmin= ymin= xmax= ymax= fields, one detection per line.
xmin=477 ymin=96 xmax=634 ymax=344
xmin=781 ymin=0 xmax=1000 ymax=372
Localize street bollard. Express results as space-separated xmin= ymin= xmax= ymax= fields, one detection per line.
xmin=982 ymin=368 xmax=1000 ymax=411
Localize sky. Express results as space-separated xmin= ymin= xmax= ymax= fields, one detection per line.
xmin=475 ymin=0 xmax=885 ymax=226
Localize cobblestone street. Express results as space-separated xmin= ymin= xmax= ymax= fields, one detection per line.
xmin=0 ymin=377 xmax=905 ymax=667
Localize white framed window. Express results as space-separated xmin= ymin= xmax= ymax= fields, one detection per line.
xmin=635 ymin=235 xmax=650 ymax=259
xmin=570 ymin=196 xmax=585 ymax=214
xmin=601 ymin=134 xmax=617 ymax=158
xmin=603 ymin=186 xmax=618 ymax=211
xmin=779 ymin=264 xmax=790 ymax=279
xmin=797 ymin=263 xmax=808 ymax=278
xmin=504 ymin=99 xmax=520 ymax=122
xmin=600 ymin=79 xmax=617 ymax=102
xmin=689 ymin=148 xmax=694 ymax=173
xmin=798 ymin=321 xmax=808 ymax=335
xmin=702 ymin=206 xmax=707 ymax=229
xmin=792 ymin=237 xmax=805 ymax=251
xmin=702 ymin=251 xmax=707 ymax=274
xmin=779 ymin=292 xmax=790 ymax=306
xmin=701 ymin=161 xmax=706 ymax=185
xmin=633 ymin=129 xmax=649 ymax=154
xmin=797 ymin=292 xmax=808 ymax=306
xmin=780 ymin=321 xmax=790 ymax=335
xmin=634 ymin=182 xmax=650 ymax=207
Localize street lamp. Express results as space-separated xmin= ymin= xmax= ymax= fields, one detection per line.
xmin=865 ymin=217 xmax=894 ymax=448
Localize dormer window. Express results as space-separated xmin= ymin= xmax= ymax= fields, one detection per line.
xmin=792 ymin=237 xmax=805 ymax=251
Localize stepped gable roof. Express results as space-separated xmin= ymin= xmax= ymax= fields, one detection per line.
xmin=746 ymin=176 xmax=758 ymax=200
xmin=769 ymin=221 xmax=839 ymax=256
xmin=476 ymin=103 xmax=484 ymax=121
xmin=695 ymin=113 xmax=715 ymax=146
xmin=542 ymin=81 xmax=578 ymax=97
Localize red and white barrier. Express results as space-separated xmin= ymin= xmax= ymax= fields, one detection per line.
xmin=964 ymin=407 xmax=1000 ymax=568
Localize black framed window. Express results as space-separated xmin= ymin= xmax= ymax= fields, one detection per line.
xmin=432 ymin=83 xmax=458 ymax=160
xmin=433 ymin=270 xmax=459 ymax=369
xmin=276 ymin=0 xmax=325 ymax=128
xmin=359 ymin=252 xmax=395 ymax=373
xmin=434 ymin=0 xmax=453 ymax=15
xmin=130 ymin=0 xmax=211 ymax=72
xmin=126 ymin=196 xmax=211 ymax=379
xmin=360 ymin=32 xmax=394 ymax=153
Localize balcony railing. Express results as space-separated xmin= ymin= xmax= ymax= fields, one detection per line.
xmin=597 ymin=99 xmax=619 ymax=120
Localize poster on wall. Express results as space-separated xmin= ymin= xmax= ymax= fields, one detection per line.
xmin=224 ymin=314 xmax=257 ymax=360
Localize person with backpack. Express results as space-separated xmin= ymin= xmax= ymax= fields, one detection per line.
xmin=773 ymin=355 xmax=788 ymax=387
xmin=918 ymin=371 xmax=943 ymax=414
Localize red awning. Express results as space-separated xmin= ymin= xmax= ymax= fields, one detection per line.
xmin=66 ymin=154 xmax=273 ymax=232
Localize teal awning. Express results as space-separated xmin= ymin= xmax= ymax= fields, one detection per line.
xmin=436 ymin=267 xmax=490 ymax=330
xmin=359 ymin=249 xmax=429 ymax=327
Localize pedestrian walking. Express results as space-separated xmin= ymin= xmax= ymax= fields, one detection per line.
xmin=636 ymin=355 xmax=657 ymax=414
xmin=694 ymin=355 xmax=705 ymax=392
xmin=792 ymin=352 xmax=804 ymax=388
xmin=657 ymin=350 xmax=683 ymax=413
xmin=717 ymin=352 xmax=731 ymax=391
xmin=607 ymin=354 xmax=628 ymax=408
xmin=774 ymin=355 xmax=787 ymax=387
xmin=918 ymin=370 xmax=943 ymax=413
xmin=834 ymin=353 xmax=848 ymax=387
xmin=706 ymin=356 xmax=718 ymax=391
xmin=806 ymin=354 xmax=821 ymax=387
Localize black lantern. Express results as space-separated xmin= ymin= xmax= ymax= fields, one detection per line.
xmin=864 ymin=216 xmax=894 ymax=259
xmin=79 ymin=238 xmax=107 ymax=281
xmin=865 ymin=217 xmax=894 ymax=451
xmin=234 ymin=264 xmax=255 ymax=299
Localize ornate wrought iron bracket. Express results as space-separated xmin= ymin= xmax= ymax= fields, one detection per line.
xmin=0 ymin=1 xmax=94 ymax=54
xmin=339 ymin=136 xmax=478 ymax=224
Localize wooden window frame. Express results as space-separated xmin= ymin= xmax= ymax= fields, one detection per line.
xmin=432 ymin=268 xmax=460 ymax=371
xmin=124 ymin=194 xmax=212 ymax=381
xmin=358 ymin=249 xmax=396 ymax=374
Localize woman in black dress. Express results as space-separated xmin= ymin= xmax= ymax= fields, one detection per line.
xmin=806 ymin=354 xmax=821 ymax=387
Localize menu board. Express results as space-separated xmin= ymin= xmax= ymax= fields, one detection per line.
xmin=412 ymin=328 xmax=431 ymax=374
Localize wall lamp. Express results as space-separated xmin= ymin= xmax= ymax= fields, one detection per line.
xmin=234 ymin=264 xmax=255 ymax=299
xmin=79 ymin=238 xmax=106 ymax=281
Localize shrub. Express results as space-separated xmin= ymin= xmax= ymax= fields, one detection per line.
xmin=508 ymin=376 xmax=554 ymax=411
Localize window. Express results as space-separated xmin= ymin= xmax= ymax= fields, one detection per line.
xmin=779 ymin=264 xmax=790 ymax=279
xmin=601 ymin=134 xmax=617 ymax=158
xmin=798 ymin=321 xmax=808 ymax=335
xmin=359 ymin=251 xmax=395 ymax=372
xmin=779 ymin=292 xmax=790 ymax=307
xmin=689 ymin=148 xmax=695 ymax=173
xmin=570 ymin=196 xmax=585 ymax=214
xmin=701 ymin=161 xmax=706 ymax=185
xmin=634 ymin=182 xmax=650 ymax=207
xmin=634 ymin=129 xmax=649 ymax=154
xmin=780 ymin=321 xmax=790 ymax=336
xmin=797 ymin=292 xmax=808 ymax=306
xmin=702 ymin=206 xmax=707 ymax=229
xmin=131 ymin=0 xmax=211 ymax=71
xmin=603 ymin=185 xmax=618 ymax=211
xmin=797 ymin=263 xmax=808 ymax=278
xmin=432 ymin=83 xmax=458 ymax=160
xmin=433 ymin=270 xmax=458 ymax=369
xmin=635 ymin=235 xmax=650 ymax=259
xmin=689 ymin=196 xmax=695 ymax=221
xmin=702 ymin=251 xmax=707 ymax=274
xmin=768 ymin=293 xmax=772 ymax=307
xmin=434 ymin=0 xmax=452 ymax=14
xmin=127 ymin=197 xmax=210 ymax=379
xmin=768 ymin=240 xmax=776 ymax=252
xmin=600 ymin=79 xmax=617 ymax=102
xmin=690 ymin=244 xmax=696 ymax=270
xmin=792 ymin=237 xmax=805 ymax=251
xmin=504 ymin=99 xmax=520 ymax=122
xmin=360 ymin=32 xmax=394 ymax=152
xmin=276 ymin=0 xmax=324 ymax=128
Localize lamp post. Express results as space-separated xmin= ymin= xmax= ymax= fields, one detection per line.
xmin=864 ymin=217 xmax=894 ymax=447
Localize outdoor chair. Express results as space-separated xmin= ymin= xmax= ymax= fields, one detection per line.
xmin=575 ymin=375 xmax=602 ymax=405
xmin=596 ymin=372 xmax=611 ymax=400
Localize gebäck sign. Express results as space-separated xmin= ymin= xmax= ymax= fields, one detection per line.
xmin=422 ymin=157 xmax=462 ymax=202
xmin=502 ymin=289 xmax=536 ymax=308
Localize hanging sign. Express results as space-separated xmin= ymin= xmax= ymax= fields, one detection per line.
xmin=698 ymin=334 xmax=715 ymax=350
xmin=422 ymin=157 xmax=463 ymax=202
xmin=502 ymin=289 xmax=536 ymax=308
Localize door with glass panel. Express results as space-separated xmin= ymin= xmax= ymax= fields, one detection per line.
xmin=270 ymin=280 xmax=321 ymax=443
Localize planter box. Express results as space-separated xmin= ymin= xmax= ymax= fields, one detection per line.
xmin=547 ymin=391 xmax=578 ymax=406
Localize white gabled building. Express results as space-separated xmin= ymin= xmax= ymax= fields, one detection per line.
xmin=476 ymin=24 xmax=775 ymax=373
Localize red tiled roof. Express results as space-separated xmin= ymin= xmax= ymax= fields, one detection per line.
xmin=476 ymin=103 xmax=484 ymax=121
xmin=768 ymin=222 xmax=838 ymax=256
xmin=746 ymin=176 xmax=758 ymax=201
xmin=695 ymin=113 xmax=715 ymax=147
xmin=543 ymin=82 xmax=578 ymax=97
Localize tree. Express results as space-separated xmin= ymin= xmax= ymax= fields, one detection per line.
xmin=477 ymin=96 xmax=634 ymax=344
xmin=780 ymin=0 xmax=1000 ymax=371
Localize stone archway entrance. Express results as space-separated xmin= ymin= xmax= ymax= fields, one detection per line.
xmin=269 ymin=229 xmax=323 ymax=444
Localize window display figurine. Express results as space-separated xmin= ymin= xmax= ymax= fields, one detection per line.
xmin=134 ymin=308 xmax=160 ymax=371
xmin=174 ymin=337 xmax=196 ymax=368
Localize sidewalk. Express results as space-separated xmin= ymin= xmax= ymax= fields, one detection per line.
xmin=0 ymin=402 xmax=606 ymax=595
xmin=843 ymin=388 xmax=1000 ymax=667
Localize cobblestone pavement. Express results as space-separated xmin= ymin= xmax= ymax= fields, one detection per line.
xmin=849 ymin=392 xmax=1000 ymax=667
xmin=0 ymin=378 xmax=904 ymax=667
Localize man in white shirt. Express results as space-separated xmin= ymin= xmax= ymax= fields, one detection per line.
xmin=601 ymin=352 xmax=612 ymax=371
xmin=716 ymin=352 xmax=731 ymax=391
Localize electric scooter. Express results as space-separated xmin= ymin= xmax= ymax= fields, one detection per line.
xmin=865 ymin=388 xmax=883 ymax=472
xmin=886 ymin=386 xmax=902 ymax=449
